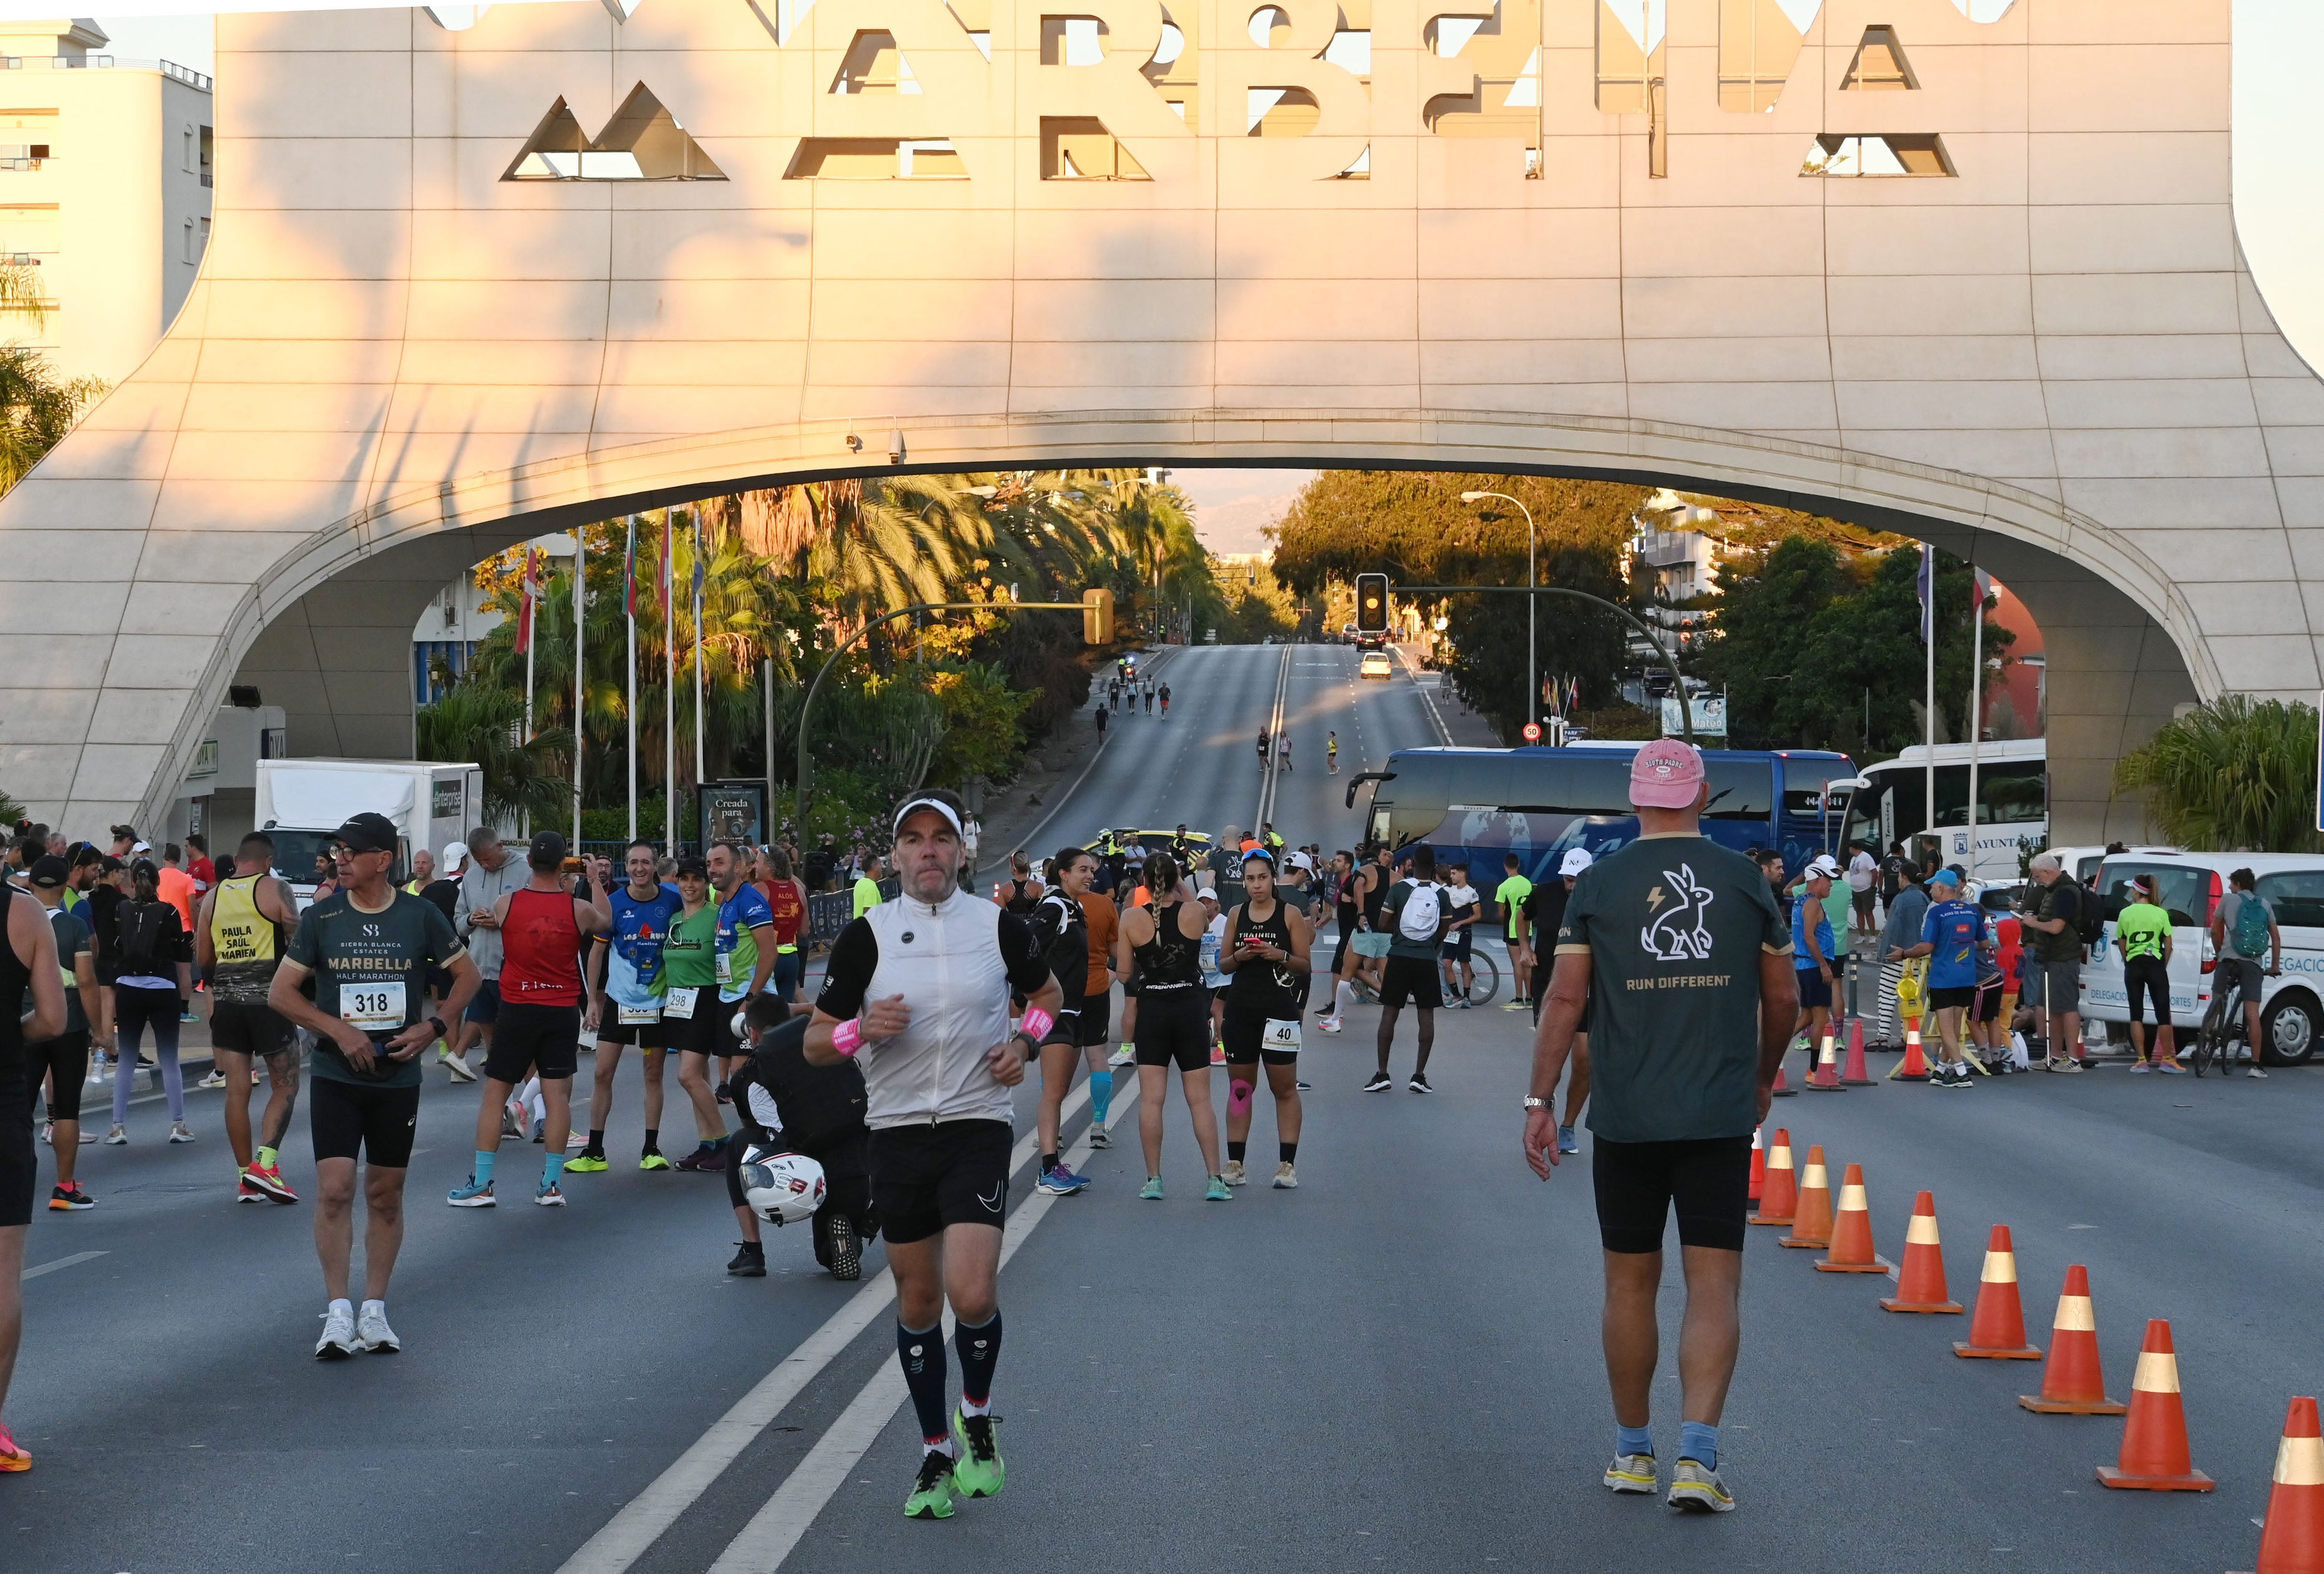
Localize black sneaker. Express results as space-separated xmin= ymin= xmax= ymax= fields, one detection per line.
xmin=826 ymin=1215 xmax=862 ymax=1281
xmin=727 ymin=1241 xmax=767 ymax=1277
xmin=1362 ymin=1072 xmax=1393 ymax=1092
xmin=1408 ymin=1072 xmax=1434 ymax=1094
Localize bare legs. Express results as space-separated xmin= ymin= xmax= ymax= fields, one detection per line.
xmin=314 ymin=1159 xmax=407 ymax=1303
xmin=1602 ymin=1245 xmax=1744 ymax=1431
xmin=1136 ymin=1063 xmax=1221 ymax=1178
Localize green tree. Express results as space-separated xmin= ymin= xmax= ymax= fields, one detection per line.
xmin=414 ymin=683 xmax=576 ymax=828
xmin=0 ymin=265 xmax=104 ymax=495
xmin=2114 ymin=696 xmax=2320 ymax=853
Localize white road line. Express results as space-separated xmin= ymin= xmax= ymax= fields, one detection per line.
xmin=707 ymin=1089 xmax=1130 ymax=1573
xmin=1392 ymin=644 xmax=1454 ymax=746
xmin=1253 ymin=644 xmax=1290 ymax=830
xmin=21 ymin=1250 xmax=107 ymax=1281
xmin=554 ymin=1080 xmax=1097 ymax=1574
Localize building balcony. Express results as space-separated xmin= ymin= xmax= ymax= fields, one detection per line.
xmin=0 ymin=56 xmax=211 ymax=92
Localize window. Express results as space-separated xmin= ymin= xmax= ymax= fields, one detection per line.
xmin=1839 ymin=26 xmax=1917 ymax=90
xmin=183 ymin=128 xmax=193 ymax=172
xmin=182 ymin=218 xmax=194 ymax=262
xmin=2092 ymin=862 xmax=2212 ymax=930
xmin=503 ymin=87 xmax=727 ymax=181
xmin=1803 ymin=133 xmax=1955 ymax=177
xmin=1040 ymin=117 xmax=1148 ymax=179
xmin=2253 ymin=872 xmax=2324 ymax=931
xmin=198 ymin=125 xmax=211 ymax=186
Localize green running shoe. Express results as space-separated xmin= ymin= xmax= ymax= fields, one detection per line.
xmin=905 ymin=1450 xmax=956 ymax=1519
xmin=1139 ymin=1177 xmax=1164 ymax=1200
xmin=563 ymin=1153 xmax=608 ymax=1174
xmin=951 ymin=1410 xmax=1005 ymax=1499
xmin=1665 ymin=1458 xmax=1735 ymax=1513
xmin=637 ymin=1151 xmax=671 ymax=1171
xmin=1205 ymin=1175 xmax=1232 ymax=1202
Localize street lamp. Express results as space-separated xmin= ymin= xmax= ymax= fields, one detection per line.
xmin=1460 ymin=490 xmax=1537 ymax=733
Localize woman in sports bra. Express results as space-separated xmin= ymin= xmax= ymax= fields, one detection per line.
xmin=757 ymin=847 xmax=809 ymax=1003
xmin=1115 ymin=855 xmax=1223 ymax=1199
xmin=1217 ymin=850 xmax=1311 ymax=1189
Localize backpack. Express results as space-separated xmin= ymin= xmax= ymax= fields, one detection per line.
xmin=2068 ymin=878 xmax=2105 ymax=950
xmin=1396 ymin=880 xmax=1446 ymax=944
xmin=2232 ymin=891 xmax=2272 ymax=958
xmin=116 ymin=899 xmax=171 ymax=975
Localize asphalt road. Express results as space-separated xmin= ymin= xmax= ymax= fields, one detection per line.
xmin=9 ymin=642 xmax=2318 ymax=1574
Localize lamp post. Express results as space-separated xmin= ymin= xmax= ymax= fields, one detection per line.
xmin=1460 ymin=490 xmax=1537 ymax=732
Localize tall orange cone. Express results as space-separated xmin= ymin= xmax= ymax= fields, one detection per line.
xmin=1841 ymin=1016 xmax=1876 ymax=1086
xmin=2019 ymin=1265 xmax=2127 ymax=1414
xmin=2097 ymin=1320 xmax=2214 ymax=1491
xmin=1780 ymin=1145 xmax=1834 ymax=1249
xmin=1954 ymin=1225 xmax=2042 ymax=1359
xmin=1892 ymin=1019 xmax=1931 ymax=1081
xmin=1815 ymin=1162 xmax=1891 ymax=1273
xmin=1771 ymin=1062 xmax=1797 ymax=1097
xmin=1880 ymin=1192 xmax=1963 ymax=1311
xmin=2230 ymin=1397 xmax=2324 ymax=1573
xmin=1806 ymin=1026 xmax=1845 ymax=1091
xmin=1750 ymin=1129 xmax=1797 ymax=1227
xmin=1748 ymin=1126 xmax=1766 ymax=1207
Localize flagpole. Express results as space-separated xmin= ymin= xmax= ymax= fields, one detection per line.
xmin=626 ymin=513 xmax=638 ymax=846
xmin=1922 ymin=545 xmax=1935 ymax=865
xmin=1967 ymin=565 xmax=1985 ymax=880
xmin=572 ymin=525 xmax=584 ymax=855
xmin=521 ymin=547 xmax=536 ymax=840
xmin=663 ymin=510 xmax=677 ymax=856
xmin=692 ymin=514 xmax=706 ymax=794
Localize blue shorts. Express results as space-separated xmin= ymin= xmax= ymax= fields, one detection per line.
xmin=464 ymin=978 xmax=501 ymax=1025
xmin=1795 ymin=966 xmax=1831 ymax=1011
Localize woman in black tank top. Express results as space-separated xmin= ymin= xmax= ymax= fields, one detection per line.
xmin=1115 ymin=856 xmax=1224 ymax=1193
xmin=1216 ymin=851 xmax=1312 ymax=1189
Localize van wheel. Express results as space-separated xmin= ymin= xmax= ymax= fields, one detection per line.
xmin=2260 ymin=993 xmax=2318 ymax=1066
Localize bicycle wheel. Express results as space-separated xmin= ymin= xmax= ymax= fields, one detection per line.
xmin=1463 ymin=949 xmax=1501 ymax=1008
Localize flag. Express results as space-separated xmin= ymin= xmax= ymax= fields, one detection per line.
xmin=1975 ymin=566 xmax=1993 ymax=610
xmin=658 ymin=513 xmax=674 ymax=621
xmin=514 ymin=547 xmax=540 ymax=655
xmin=1917 ymin=543 xmax=1934 ymax=645
xmin=690 ymin=514 xmax=705 ymax=624
xmin=623 ymin=515 xmax=639 ymax=618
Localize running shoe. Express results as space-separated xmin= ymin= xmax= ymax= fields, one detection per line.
xmin=1272 ymin=1162 xmax=1298 ymax=1189
xmin=2249 ymin=1066 xmax=2270 ymax=1079
xmin=1138 ymin=1177 xmax=1164 ymax=1200
xmin=1603 ymin=1453 xmax=1657 ymax=1494
xmin=1362 ymin=1072 xmax=1392 ymax=1092
xmin=168 ymin=1122 xmax=196 ymax=1144
xmin=2129 ymin=1060 xmax=2153 ymax=1075
xmin=639 ymin=1150 xmax=672 ymax=1171
xmin=531 ymin=1117 xmax=546 ymax=1144
xmin=2156 ymin=1060 xmax=2187 ymax=1076
xmin=1106 ymin=1045 xmax=1134 ymax=1068
xmin=1502 ymin=999 xmax=1529 ymax=1012
xmin=1205 ymin=1175 xmax=1232 ymax=1201
xmin=1450 ymin=997 xmax=1472 ymax=1010
xmin=102 ymin=1124 xmax=127 ymax=1145
xmin=1087 ymin=1126 xmax=1110 ymax=1150
xmin=1221 ymin=1159 xmax=1246 ymax=1187
xmin=1209 ymin=1046 xmax=1226 ymax=1065
xmin=1317 ymin=1016 xmax=1344 ymax=1035
xmin=951 ymin=1411 xmax=1005 ymax=1499
xmin=2045 ymin=1057 xmax=2084 ymax=1074
xmin=1936 ymin=1065 xmax=1972 ymax=1090
xmin=49 ymin=1183 xmax=93 ymax=1211
xmin=447 ymin=1176 xmax=496 ymax=1207
xmin=501 ymin=1104 xmax=524 ymax=1139
xmin=1295 ymin=1079 xmax=1312 ymax=1090
xmin=446 ymin=1056 xmax=478 ymax=1083
xmin=535 ymin=1182 xmax=566 ymax=1207
xmin=0 ymin=1422 xmax=28 ymax=1472
xmin=673 ymin=1144 xmax=727 ymax=1173
xmin=1666 ymin=1458 xmax=1735 ymax=1513
xmin=1408 ymin=1073 xmax=1434 ymax=1094
xmin=728 ymin=1241 xmax=767 ymax=1277
xmin=198 ymin=1069 xmax=227 ymax=1089
xmin=238 ymin=1170 xmax=267 ymax=1204
xmin=315 ymin=1305 xmax=361 ymax=1360
xmin=356 ymin=1305 xmax=401 ymax=1354
xmin=245 ymin=1162 xmax=299 ymax=1203
xmin=564 ymin=1152 xmax=609 ymax=1173
xmin=37 ymin=1121 xmax=48 ymax=1146
xmin=826 ymin=1215 xmax=862 ymax=1281
xmin=1037 ymin=1162 xmax=1091 ymax=1196
xmin=904 ymin=1450 xmax=957 ymax=1520
xmin=1557 ymin=1125 xmax=1578 ymax=1155
xmin=1118 ymin=1042 xmax=1136 ymax=1063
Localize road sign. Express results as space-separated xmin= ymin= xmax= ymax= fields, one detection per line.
xmin=1521 ymin=722 xmax=1541 ymax=742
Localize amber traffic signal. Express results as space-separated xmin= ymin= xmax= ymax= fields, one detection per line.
xmin=1355 ymin=573 xmax=1390 ymax=634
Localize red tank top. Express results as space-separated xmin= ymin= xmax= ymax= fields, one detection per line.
xmin=500 ymin=887 xmax=583 ymax=1006
xmin=764 ymin=879 xmax=805 ymax=946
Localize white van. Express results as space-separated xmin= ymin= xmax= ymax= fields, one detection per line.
xmin=2079 ymin=850 xmax=2324 ymax=1066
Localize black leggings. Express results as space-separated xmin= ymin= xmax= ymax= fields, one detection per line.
xmin=2123 ymin=956 xmax=2172 ymax=1030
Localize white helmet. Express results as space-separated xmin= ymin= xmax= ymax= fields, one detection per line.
xmin=739 ymin=1147 xmax=827 ymax=1226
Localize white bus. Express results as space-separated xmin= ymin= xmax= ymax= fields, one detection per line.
xmin=1838 ymin=739 xmax=2046 ymax=882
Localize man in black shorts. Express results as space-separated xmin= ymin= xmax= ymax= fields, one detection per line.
xmin=26 ymin=857 xmax=97 ymax=1209
xmin=195 ymin=831 xmax=305 ymax=1203
xmin=0 ymin=871 xmax=65 ymax=1470
xmin=271 ymin=813 xmax=481 ymax=1359
xmin=1523 ymin=741 xmax=1795 ymax=1515
xmin=805 ymin=789 xmax=1062 ymax=1520
xmin=1367 ymin=845 xmax=1448 ymax=1094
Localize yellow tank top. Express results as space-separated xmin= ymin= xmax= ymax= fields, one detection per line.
xmin=209 ymin=875 xmax=282 ymax=1003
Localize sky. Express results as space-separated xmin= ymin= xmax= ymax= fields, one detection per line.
xmin=89 ymin=1 xmax=2324 ymax=558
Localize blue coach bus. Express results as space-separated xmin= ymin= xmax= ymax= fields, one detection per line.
xmin=1346 ymin=745 xmax=1859 ymax=883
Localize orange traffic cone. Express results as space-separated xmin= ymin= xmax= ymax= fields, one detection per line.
xmin=1954 ymin=1226 xmax=2042 ymax=1359
xmin=1841 ymin=1017 xmax=1876 ymax=1086
xmin=2019 ymin=1265 xmax=2127 ymax=1414
xmin=1892 ymin=1019 xmax=1931 ymax=1081
xmin=1806 ymin=1026 xmax=1845 ymax=1091
xmin=1816 ymin=1163 xmax=1891 ymax=1273
xmin=1750 ymin=1129 xmax=1797 ymax=1227
xmin=1771 ymin=1062 xmax=1797 ymax=1097
xmin=1748 ymin=1126 xmax=1765 ymax=1207
xmin=1880 ymin=1192 xmax=1963 ymax=1312
xmin=2231 ymin=1397 xmax=2324 ymax=1573
xmin=1780 ymin=1145 xmax=1834 ymax=1250
xmin=2097 ymin=1320 xmax=2214 ymax=1491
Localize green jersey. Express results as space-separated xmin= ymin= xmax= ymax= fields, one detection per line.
xmin=2116 ymin=901 xmax=2171 ymax=962
xmin=285 ymin=888 xmax=464 ymax=1088
xmin=1556 ymin=833 xmax=1791 ymax=1144
xmin=661 ymin=903 xmax=719 ymax=989
xmin=1496 ymin=875 xmax=1533 ymax=937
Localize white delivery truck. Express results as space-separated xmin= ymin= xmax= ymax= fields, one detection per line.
xmin=253 ymin=759 xmax=484 ymax=903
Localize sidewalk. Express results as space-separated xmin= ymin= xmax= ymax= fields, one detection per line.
xmin=1391 ymin=644 xmax=1502 ymax=747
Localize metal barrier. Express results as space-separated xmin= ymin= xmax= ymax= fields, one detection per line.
xmin=806 ymin=878 xmax=899 ymax=944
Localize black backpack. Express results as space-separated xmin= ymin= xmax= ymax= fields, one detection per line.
xmin=2067 ymin=877 xmax=2106 ymax=950
xmin=115 ymin=900 xmax=173 ymax=976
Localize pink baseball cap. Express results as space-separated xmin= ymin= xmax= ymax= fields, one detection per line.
xmin=1629 ymin=739 xmax=1706 ymax=809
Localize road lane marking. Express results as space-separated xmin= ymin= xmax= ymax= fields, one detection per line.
xmin=21 ymin=1250 xmax=107 ymax=1281
xmin=1254 ymin=643 xmax=1290 ymax=829
xmin=1391 ymin=644 xmax=1454 ymax=745
xmin=554 ymin=1080 xmax=1097 ymax=1574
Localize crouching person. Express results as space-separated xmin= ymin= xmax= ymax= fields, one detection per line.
xmin=724 ymin=993 xmax=879 ymax=1280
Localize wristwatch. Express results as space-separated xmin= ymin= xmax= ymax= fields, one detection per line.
xmin=1523 ymin=1095 xmax=1550 ymax=1110
xmin=1012 ymin=1029 xmax=1042 ymax=1056
xmin=425 ymin=1015 xmax=449 ymax=1041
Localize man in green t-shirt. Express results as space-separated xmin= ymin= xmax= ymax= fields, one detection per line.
xmin=1496 ymin=854 xmax=1534 ymax=1012
xmin=852 ymin=855 xmax=884 ymax=921
xmin=270 ymin=812 xmax=482 ymax=1360
xmin=2112 ymin=873 xmax=2180 ymax=1072
xmin=1522 ymin=741 xmax=1796 ymax=1517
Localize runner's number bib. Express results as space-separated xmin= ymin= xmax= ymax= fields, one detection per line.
xmin=663 ymin=986 xmax=699 ymax=1020
xmin=1262 ymin=1018 xmax=1302 ymax=1052
xmin=716 ymin=952 xmax=734 ymax=984
xmin=340 ymin=981 xmax=407 ymax=1034
xmin=617 ymin=1001 xmax=661 ymax=1026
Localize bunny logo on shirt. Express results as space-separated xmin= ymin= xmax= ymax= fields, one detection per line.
xmin=1640 ymin=865 xmax=1716 ymax=963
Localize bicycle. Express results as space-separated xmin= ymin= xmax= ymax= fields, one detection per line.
xmin=1443 ymin=945 xmax=1502 ymax=1009
xmin=2192 ymin=973 xmax=2252 ymax=1077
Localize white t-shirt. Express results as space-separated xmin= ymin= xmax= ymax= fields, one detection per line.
xmin=1847 ymin=851 xmax=1876 ymax=893
xmin=1443 ymin=882 xmax=1480 ymax=928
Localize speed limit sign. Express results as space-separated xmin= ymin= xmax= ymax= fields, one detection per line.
xmin=1521 ymin=722 xmax=1542 ymax=742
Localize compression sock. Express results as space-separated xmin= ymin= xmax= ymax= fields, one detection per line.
xmin=1229 ymin=1079 xmax=1254 ymax=1117
xmin=255 ymin=1145 xmax=279 ymax=1171
xmin=473 ymin=1150 xmax=496 ymax=1187
xmin=1227 ymin=1140 xmax=1247 ymax=1163
xmin=1679 ymin=1421 xmax=1719 ymax=1471
xmin=585 ymin=1127 xmax=606 ymax=1155
xmin=1334 ymin=981 xmax=1357 ymax=1018
xmin=1279 ymin=1141 xmax=1298 ymax=1164
xmin=954 ymin=1312 xmax=1002 ymax=1415
xmin=543 ymin=1153 xmax=566 ymax=1187
xmin=1617 ymin=1422 xmax=1655 ymax=1460
xmin=642 ymin=1127 xmax=659 ymax=1154
xmin=897 ymin=1323 xmax=952 ymax=1452
xmin=1042 ymin=1151 xmax=1060 ymax=1174
xmin=1088 ymin=1071 xmax=1113 ymax=1125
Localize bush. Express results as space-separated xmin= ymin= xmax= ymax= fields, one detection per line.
xmin=2114 ymin=696 xmax=2320 ymax=853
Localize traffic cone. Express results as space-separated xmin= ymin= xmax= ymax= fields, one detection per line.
xmin=1841 ymin=1017 xmax=1876 ymax=1086
xmin=2231 ymin=1397 xmax=2324 ymax=1573
xmin=1954 ymin=1226 xmax=2043 ymax=1359
xmin=2097 ymin=1320 xmax=2214 ymax=1491
xmin=1881 ymin=1192 xmax=1963 ymax=1312
xmin=1892 ymin=1019 xmax=1931 ymax=1081
xmin=1806 ymin=1026 xmax=1845 ymax=1091
xmin=1780 ymin=1145 xmax=1834 ymax=1249
xmin=1816 ymin=1162 xmax=1891 ymax=1273
xmin=1771 ymin=1062 xmax=1797 ymax=1097
xmin=1750 ymin=1129 xmax=1796 ymax=1227
xmin=1748 ymin=1125 xmax=1765 ymax=1208
xmin=2018 ymin=1265 xmax=2128 ymax=1414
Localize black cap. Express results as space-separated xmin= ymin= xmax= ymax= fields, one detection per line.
xmin=334 ymin=812 xmax=399 ymax=854
xmin=27 ymin=855 xmax=67 ymax=889
xmin=675 ymin=856 xmax=709 ymax=879
xmin=528 ymin=830 xmax=569 ymax=868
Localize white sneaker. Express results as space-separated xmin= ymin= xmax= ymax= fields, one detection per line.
xmin=103 ymin=1124 xmax=128 ymax=1145
xmin=168 ymin=1122 xmax=197 ymax=1143
xmin=198 ymin=1070 xmax=227 ymax=1089
xmin=356 ymin=1303 xmax=400 ymax=1354
xmin=1106 ymin=1045 xmax=1135 ymax=1069
xmin=1317 ymin=1016 xmax=1343 ymax=1034
xmin=315 ymin=1305 xmax=361 ymax=1360
xmin=446 ymin=1056 xmax=478 ymax=1084
xmin=1666 ymin=1457 xmax=1735 ymax=1513
xmin=1272 ymin=1162 xmax=1299 ymax=1189
xmin=1221 ymin=1159 xmax=1246 ymax=1187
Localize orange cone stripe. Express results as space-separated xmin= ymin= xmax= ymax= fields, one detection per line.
xmin=1839 ymin=1182 xmax=1869 ymax=1210
xmin=1803 ymin=1163 xmax=1828 ymax=1188
xmin=1906 ymin=1214 xmax=1941 ymax=1246
xmin=1768 ymin=1150 xmax=1793 ymax=1170
xmin=1980 ymin=1251 xmax=2018 ymax=1283
xmin=2133 ymin=1350 xmax=2182 ymax=1394
xmin=2278 ymin=1433 xmax=2324 ymax=1487
xmin=2054 ymin=1295 xmax=2096 ymax=1333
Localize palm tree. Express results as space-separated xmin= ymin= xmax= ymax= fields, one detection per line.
xmin=0 ymin=265 xmax=102 ymax=495
xmin=2114 ymin=695 xmax=2320 ymax=853
xmin=415 ymin=683 xmax=575 ymax=827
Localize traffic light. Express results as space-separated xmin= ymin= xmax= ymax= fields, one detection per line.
xmin=1082 ymin=587 xmax=1113 ymax=645
xmin=1355 ymin=573 xmax=1390 ymax=635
